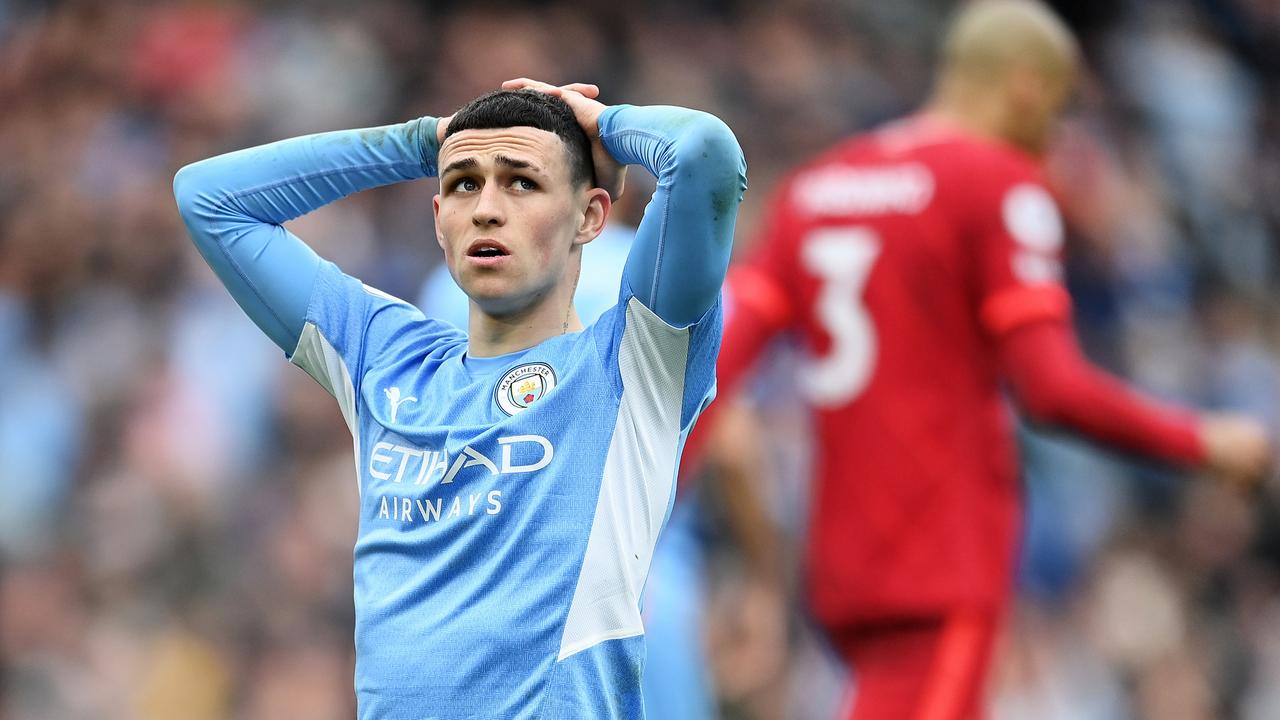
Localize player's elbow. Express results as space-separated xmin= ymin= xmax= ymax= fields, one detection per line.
xmin=674 ymin=113 xmax=742 ymax=162
xmin=1012 ymin=377 xmax=1076 ymax=427
xmin=672 ymin=113 xmax=748 ymax=196
xmin=173 ymin=162 xmax=202 ymax=217
xmin=172 ymin=160 xmax=221 ymax=224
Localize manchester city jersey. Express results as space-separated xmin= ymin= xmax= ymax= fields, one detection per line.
xmin=292 ymin=264 xmax=720 ymax=717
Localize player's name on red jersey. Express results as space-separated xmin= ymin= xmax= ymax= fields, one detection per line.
xmin=789 ymin=163 xmax=935 ymax=218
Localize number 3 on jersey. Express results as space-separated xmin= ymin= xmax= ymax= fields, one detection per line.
xmin=799 ymin=228 xmax=880 ymax=407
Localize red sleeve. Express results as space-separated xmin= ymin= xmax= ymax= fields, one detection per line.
xmin=681 ymin=188 xmax=800 ymax=477
xmin=717 ymin=265 xmax=792 ymax=398
xmin=718 ymin=176 xmax=809 ymax=390
xmin=998 ymin=319 xmax=1206 ymax=465
xmin=681 ymin=267 xmax=793 ymax=477
xmin=971 ymin=162 xmax=1074 ymax=336
xmin=972 ymin=155 xmax=1204 ymax=464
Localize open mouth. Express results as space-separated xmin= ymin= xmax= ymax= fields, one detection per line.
xmin=467 ymin=241 xmax=510 ymax=258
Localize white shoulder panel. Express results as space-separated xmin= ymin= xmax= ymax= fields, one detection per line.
xmin=558 ymin=298 xmax=690 ymax=660
xmin=290 ymin=322 xmax=362 ymax=493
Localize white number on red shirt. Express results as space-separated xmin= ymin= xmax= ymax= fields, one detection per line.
xmin=798 ymin=228 xmax=880 ymax=407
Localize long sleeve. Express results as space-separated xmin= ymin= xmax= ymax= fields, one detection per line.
xmin=173 ymin=117 xmax=441 ymax=352
xmin=599 ymin=105 xmax=747 ymax=328
xmin=998 ymin=319 xmax=1205 ymax=464
xmin=678 ymin=266 xmax=791 ymax=474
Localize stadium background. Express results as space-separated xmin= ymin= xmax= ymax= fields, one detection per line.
xmin=1 ymin=0 xmax=1279 ymax=717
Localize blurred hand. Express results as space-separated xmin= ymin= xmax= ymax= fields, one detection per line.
xmin=706 ymin=572 xmax=788 ymax=703
xmin=501 ymin=78 xmax=627 ymax=201
xmin=1198 ymin=413 xmax=1272 ymax=488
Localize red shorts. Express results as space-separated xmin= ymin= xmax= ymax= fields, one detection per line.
xmin=832 ymin=611 xmax=997 ymax=720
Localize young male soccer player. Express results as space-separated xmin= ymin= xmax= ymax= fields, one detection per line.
xmin=696 ymin=2 xmax=1272 ymax=718
xmin=173 ymin=79 xmax=746 ymax=718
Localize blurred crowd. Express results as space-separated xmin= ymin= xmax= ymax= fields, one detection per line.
xmin=1 ymin=0 xmax=1279 ymax=718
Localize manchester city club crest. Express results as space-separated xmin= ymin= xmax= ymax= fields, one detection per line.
xmin=494 ymin=362 xmax=557 ymax=416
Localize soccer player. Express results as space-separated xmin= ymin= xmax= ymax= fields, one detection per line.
xmin=173 ymin=79 xmax=746 ymax=719
xmin=699 ymin=2 xmax=1272 ymax=718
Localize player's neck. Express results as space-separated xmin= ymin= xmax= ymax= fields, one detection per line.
xmin=923 ymin=86 xmax=1009 ymax=146
xmin=466 ymin=293 xmax=584 ymax=357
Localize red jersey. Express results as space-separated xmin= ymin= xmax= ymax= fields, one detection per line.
xmin=721 ymin=116 xmax=1200 ymax=627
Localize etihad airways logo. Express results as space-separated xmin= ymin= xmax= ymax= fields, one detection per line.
xmin=369 ymin=434 xmax=554 ymax=486
xmin=371 ymin=434 xmax=553 ymax=526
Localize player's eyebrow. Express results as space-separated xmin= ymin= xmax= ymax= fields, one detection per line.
xmin=494 ymin=155 xmax=541 ymax=174
xmin=440 ymin=155 xmax=543 ymax=177
xmin=440 ymin=157 xmax=478 ymax=176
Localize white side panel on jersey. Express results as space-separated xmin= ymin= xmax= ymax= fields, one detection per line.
xmin=291 ymin=322 xmax=362 ymax=494
xmin=558 ymin=298 xmax=689 ymax=660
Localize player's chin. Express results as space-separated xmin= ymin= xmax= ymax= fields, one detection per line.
xmin=463 ymin=278 xmax=527 ymax=316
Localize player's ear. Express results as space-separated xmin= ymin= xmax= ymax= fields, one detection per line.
xmin=574 ymin=187 xmax=610 ymax=247
xmin=1007 ymin=65 xmax=1043 ymax=114
xmin=433 ymin=194 xmax=446 ymax=251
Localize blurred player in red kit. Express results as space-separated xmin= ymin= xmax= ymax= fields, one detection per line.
xmin=698 ymin=1 xmax=1273 ymax=718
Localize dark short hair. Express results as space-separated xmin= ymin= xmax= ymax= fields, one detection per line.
xmin=445 ymin=89 xmax=594 ymax=188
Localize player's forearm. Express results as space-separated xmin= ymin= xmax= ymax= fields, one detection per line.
xmin=174 ymin=118 xmax=440 ymax=227
xmin=1000 ymin=321 xmax=1205 ymax=465
xmin=601 ymin=105 xmax=747 ymax=326
xmin=172 ymin=118 xmax=441 ymax=352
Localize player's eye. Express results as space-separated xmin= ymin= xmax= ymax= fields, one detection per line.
xmin=450 ymin=177 xmax=480 ymax=193
xmin=512 ymin=177 xmax=538 ymax=191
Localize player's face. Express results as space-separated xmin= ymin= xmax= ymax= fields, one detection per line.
xmin=433 ymin=126 xmax=607 ymax=317
xmin=1020 ymin=70 xmax=1074 ymax=156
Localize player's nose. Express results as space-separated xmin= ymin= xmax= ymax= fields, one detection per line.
xmin=471 ymin=182 xmax=505 ymax=227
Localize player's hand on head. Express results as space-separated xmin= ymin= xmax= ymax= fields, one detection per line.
xmin=501 ymin=78 xmax=602 ymax=101
xmin=1199 ymin=413 xmax=1274 ymax=490
xmin=501 ymin=78 xmax=626 ymax=201
xmin=436 ymin=113 xmax=452 ymax=144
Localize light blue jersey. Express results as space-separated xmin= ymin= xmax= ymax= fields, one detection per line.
xmin=174 ymin=104 xmax=746 ymax=719
xmin=420 ymin=228 xmax=718 ymax=720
